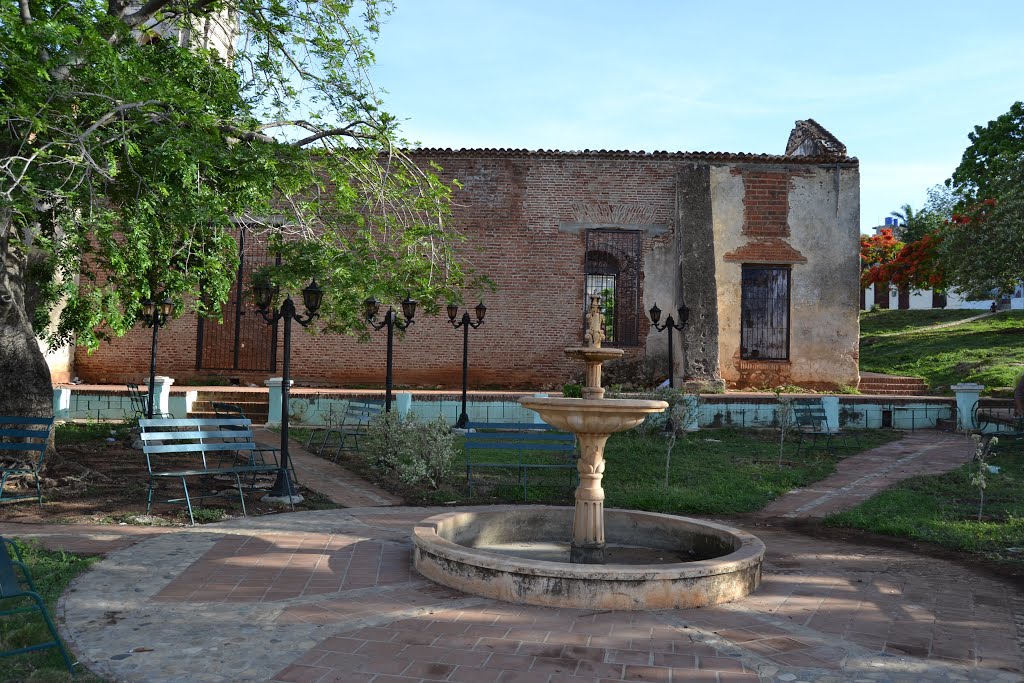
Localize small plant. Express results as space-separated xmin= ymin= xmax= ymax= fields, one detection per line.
xmin=773 ymin=388 xmax=795 ymax=468
xmin=662 ymin=394 xmax=700 ymax=488
xmin=970 ymin=433 xmax=998 ymax=521
xmin=562 ymin=383 xmax=583 ymax=398
xmin=362 ymin=412 xmax=457 ymax=490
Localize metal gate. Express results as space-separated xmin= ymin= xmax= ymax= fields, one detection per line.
xmin=196 ymin=226 xmax=278 ymax=372
xmin=584 ymin=229 xmax=641 ymax=346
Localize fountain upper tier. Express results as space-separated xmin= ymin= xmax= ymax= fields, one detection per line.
xmin=519 ymin=396 xmax=666 ymax=434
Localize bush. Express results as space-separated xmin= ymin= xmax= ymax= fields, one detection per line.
xmin=562 ymin=383 xmax=583 ymax=398
xmin=361 ymin=412 xmax=457 ymax=490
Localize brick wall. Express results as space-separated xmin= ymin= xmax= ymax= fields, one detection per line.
xmin=75 ymin=153 xmax=675 ymax=389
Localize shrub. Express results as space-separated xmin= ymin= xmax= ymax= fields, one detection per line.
xmin=361 ymin=412 xmax=457 ymax=490
xmin=562 ymin=383 xmax=583 ymax=398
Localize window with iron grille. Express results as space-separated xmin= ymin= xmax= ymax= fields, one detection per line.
xmin=584 ymin=230 xmax=641 ymax=346
xmin=740 ymin=265 xmax=790 ymax=360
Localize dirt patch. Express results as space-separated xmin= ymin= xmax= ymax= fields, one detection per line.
xmin=0 ymin=430 xmax=336 ymax=526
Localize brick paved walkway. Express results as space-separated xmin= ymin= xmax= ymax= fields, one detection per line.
xmin=2 ymin=430 xmax=1020 ymax=682
xmin=53 ymin=507 xmax=1023 ymax=682
xmin=756 ymin=431 xmax=973 ymax=519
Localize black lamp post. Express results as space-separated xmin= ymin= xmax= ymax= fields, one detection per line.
xmin=140 ymin=294 xmax=174 ymax=419
xmin=648 ymin=302 xmax=690 ymax=388
xmin=254 ymin=278 xmax=323 ymax=501
xmin=447 ymin=301 xmax=487 ymax=428
xmin=364 ymin=295 xmax=417 ymax=413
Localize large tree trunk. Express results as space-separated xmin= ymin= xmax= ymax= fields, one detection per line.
xmin=0 ymin=213 xmax=54 ymax=418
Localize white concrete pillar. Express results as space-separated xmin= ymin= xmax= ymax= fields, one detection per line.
xmin=168 ymin=390 xmax=198 ymax=419
xmin=265 ymin=378 xmax=293 ymax=426
xmin=951 ymin=383 xmax=984 ymax=432
xmin=150 ymin=376 xmax=174 ymax=418
xmin=52 ymin=387 xmax=71 ymax=420
xmin=395 ymin=392 xmax=413 ymax=418
xmin=820 ymin=395 xmax=841 ymax=433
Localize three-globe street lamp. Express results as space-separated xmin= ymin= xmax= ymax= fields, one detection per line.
xmin=648 ymin=302 xmax=690 ymax=389
xmin=140 ymin=295 xmax=175 ymax=419
xmin=447 ymin=301 xmax=488 ymax=428
xmin=254 ymin=278 xmax=324 ymax=502
xmin=364 ymin=295 xmax=418 ymax=413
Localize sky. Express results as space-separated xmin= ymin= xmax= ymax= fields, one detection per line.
xmin=369 ymin=0 xmax=1024 ymax=233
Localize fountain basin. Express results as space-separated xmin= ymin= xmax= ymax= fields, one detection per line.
xmin=519 ymin=396 xmax=667 ymax=433
xmin=412 ymin=507 xmax=765 ymax=610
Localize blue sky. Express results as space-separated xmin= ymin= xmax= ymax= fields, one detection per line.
xmin=370 ymin=1 xmax=1024 ymax=233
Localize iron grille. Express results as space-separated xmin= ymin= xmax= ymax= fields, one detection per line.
xmin=584 ymin=229 xmax=641 ymax=346
xmin=740 ymin=266 xmax=790 ymax=360
xmin=196 ymin=225 xmax=278 ymax=372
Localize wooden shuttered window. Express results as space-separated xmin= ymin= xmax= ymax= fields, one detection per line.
xmin=740 ymin=265 xmax=790 ymax=361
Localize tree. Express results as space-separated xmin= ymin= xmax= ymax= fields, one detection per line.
xmin=938 ymin=102 xmax=1024 ymax=297
xmin=1 ymin=0 xmax=470 ymax=417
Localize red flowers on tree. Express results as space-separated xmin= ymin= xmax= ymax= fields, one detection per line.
xmin=861 ymin=228 xmax=945 ymax=291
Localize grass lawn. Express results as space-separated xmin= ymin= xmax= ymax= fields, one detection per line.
xmin=0 ymin=542 xmax=104 ymax=682
xmin=859 ymin=310 xmax=1024 ymax=393
xmin=296 ymin=425 xmax=899 ymax=515
xmin=826 ymin=434 xmax=1024 ymax=568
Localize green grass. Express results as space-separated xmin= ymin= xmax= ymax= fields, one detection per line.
xmin=859 ymin=310 xmax=1024 ymax=393
xmin=0 ymin=542 xmax=105 ymax=682
xmin=859 ymin=308 xmax=983 ymax=336
xmin=826 ymin=435 xmax=1024 ymax=566
xmin=298 ymin=425 xmax=899 ymax=514
xmin=54 ymin=422 xmax=132 ymax=445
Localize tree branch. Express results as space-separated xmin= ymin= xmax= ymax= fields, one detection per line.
xmin=122 ymin=0 xmax=174 ymax=27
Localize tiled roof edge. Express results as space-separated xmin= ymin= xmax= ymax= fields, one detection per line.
xmin=403 ymin=147 xmax=858 ymax=164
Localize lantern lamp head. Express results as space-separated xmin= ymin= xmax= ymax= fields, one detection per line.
xmin=363 ymin=296 xmax=380 ymax=321
xmin=446 ymin=302 xmax=459 ymax=322
xmin=401 ymin=294 xmax=418 ymax=321
xmin=648 ymin=303 xmax=662 ymax=325
xmin=474 ymin=301 xmax=487 ymax=322
xmin=677 ymin=304 xmax=690 ymax=326
xmin=302 ymin=279 xmax=324 ymax=315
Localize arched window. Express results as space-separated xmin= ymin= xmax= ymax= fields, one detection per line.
xmin=584 ymin=230 xmax=641 ymax=346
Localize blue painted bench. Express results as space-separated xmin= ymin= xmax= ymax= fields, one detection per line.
xmin=306 ymin=400 xmax=383 ymax=461
xmin=139 ymin=417 xmax=282 ymax=525
xmin=0 ymin=416 xmax=53 ymax=506
xmin=0 ymin=536 xmax=75 ymax=673
xmin=464 ymin=422 xmax=577 ymax=500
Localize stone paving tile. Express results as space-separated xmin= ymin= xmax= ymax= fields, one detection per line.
xmin=16 ymin=430 xmax=1022 ymax=683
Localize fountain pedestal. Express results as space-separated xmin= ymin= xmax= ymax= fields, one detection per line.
xmin=570 ymin=432 xmax=610 ymax=563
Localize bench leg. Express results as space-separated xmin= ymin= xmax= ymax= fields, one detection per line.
xmin=181 ymin=477 xmax=196 ymax=526
xmin=233 ymin=472 xmax=248 ymax=517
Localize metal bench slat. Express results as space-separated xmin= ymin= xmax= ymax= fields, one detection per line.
xmin=140 ymin=429 xmax=256 ymax=441
xmin=143 ymin=442 xmax=258 ymax=455
xmin=0 ymin=428 xmax=50 ymax=439
xmin=0 ymin=443 xmax=47 ymax=452
xmin=0 ymin=417 xmax=53 ymax=426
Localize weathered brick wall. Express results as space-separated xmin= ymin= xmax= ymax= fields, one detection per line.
xmin=75 ymin=153 xmax=675 ymax=389
xmin=73 ymin=151 xmax=860 ymax=391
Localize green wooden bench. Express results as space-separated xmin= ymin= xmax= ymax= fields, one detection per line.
xmin=464 ymin=421 xmax=577 ymax=500
xmin=306 ymin=400 xmax=383 ymax=461
xmin=0 ymin=536 xmax=75 ymax=673
xmin=0 ymin=416 xmax=53 ymax=506
xmin=138 ymin=417 xmax=281 ymax=525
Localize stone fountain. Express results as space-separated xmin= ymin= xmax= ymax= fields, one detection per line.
xmin=412 ymin=296 xmax=765 ymax=609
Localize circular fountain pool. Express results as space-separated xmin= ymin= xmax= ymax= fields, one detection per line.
xmin=413 ymin=506 xmax=765 ymax=610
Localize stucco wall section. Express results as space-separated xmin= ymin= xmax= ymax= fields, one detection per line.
xmin=787 ymin=167 xmax=860 ymax=389
xmin=712 ymin=164 xmax=859 ymax=390
xmin=710 ymin=167 xmax=745 ymax=385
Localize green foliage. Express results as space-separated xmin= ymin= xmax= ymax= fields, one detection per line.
xmin=361 ymin=412 xmax=457 ymax=490
xmin=54 ymin=421 xmax=131 ymax=445
xmin=937 ymin=102 xmax=1024 ymax=297
xmin=859 ymin=308 xmax=981 ymax=336
xmin=562 ymin=383 xmax=583 ymax=398
xmin=827 ymin=434 xmax=1024 ymax=564
xmin=1 ymin=0 xmax=474 ymax=358
xmin=859 ymin=310 xmax=1024 ymax=392
xmin=0 ymin=542 xmax=103 ymax=682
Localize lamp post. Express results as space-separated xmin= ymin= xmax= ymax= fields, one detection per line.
xmin=254 ymin=278 xmax=323 ymax=502
xmin=648 ymin=302 xmax=689 ymax=388
xmin=447 ymin=301 xmax=487 ymax=428
xmin=364 ymin=295 xmax=417 ymax=413
xmin=140 ymin=295 xmax=174 ymax=419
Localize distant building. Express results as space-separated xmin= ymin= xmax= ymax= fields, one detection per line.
xmin=860 ymin=218 xmax=1017 ymax=311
